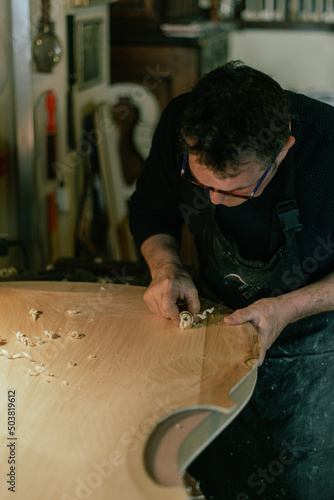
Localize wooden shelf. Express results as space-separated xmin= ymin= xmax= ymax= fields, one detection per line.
xmin=238 ymin=20 xmax=334 ymax=31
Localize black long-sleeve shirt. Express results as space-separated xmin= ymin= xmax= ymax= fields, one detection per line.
xmin=129 ymin=91 xmax=334 ymax=286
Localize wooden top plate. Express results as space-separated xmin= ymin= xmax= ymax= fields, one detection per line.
xmin=0 ymin=281 xmax=259 ymax=500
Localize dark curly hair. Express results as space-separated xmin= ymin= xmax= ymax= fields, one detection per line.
xmin=180 ymin=60 xmax=291 ymax=175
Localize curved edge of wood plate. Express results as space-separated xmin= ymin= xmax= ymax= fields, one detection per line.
xmin=144 ymin=360 xmax=258 ymax=492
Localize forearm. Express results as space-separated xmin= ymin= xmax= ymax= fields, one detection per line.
xmin=140 ymin=234 xmax=200 ymax=324
xmin=279 ymin=270 xmax=334 ymax=324
xmin=141 ymin=234 xmax=184 ymax=279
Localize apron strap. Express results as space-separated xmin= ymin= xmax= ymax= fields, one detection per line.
xmin=273 ymin=150 xmax=305 ymax=286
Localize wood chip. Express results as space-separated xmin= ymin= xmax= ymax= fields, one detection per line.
xmin=44 ymin=330 xmax=58 ymax=339
xmin=179 ymin=311 xmax=193 ymax=329
xmin=179 ymin=307 xmax=215 ymax=329
xmin=11 ymin=330 xmax=47 ymax=346
xmin=29 ymin=308 xmax=42 ymax=321
xmin=0 ymin=349 xmax=36 ymax=361
xmin=67 ymin=330 xmax=85 ymax=340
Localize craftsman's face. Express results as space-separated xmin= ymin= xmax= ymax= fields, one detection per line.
xmin=188 ymin=153 xmax=277 ymax=207
xmin=186 ymin=135 xmax=295 ymax=207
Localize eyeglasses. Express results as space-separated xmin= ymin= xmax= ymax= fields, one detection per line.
xmin=181 ymin=152 xmax=273 ymax=200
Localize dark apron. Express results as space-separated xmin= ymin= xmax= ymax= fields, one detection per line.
xmin=198 ymin=151 xmax=305 ymax=311
xmin=188 ymin=155 xmax=334 ymax=499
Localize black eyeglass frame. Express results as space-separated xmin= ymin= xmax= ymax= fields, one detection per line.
xmin=181 ymin=151 xmax=274 ymax=200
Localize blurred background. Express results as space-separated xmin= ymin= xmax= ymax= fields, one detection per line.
xmin=0 ymin=0 xmax=333 ymax=282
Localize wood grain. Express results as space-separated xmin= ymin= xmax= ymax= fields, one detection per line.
xmin=0 ymin=282 xmax=260 ymax=500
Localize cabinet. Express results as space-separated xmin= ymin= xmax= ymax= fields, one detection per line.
xmin=110 ymin=0 xmax=201 ymax=25
xmin=109 ymin=3 xmax=229 ymax=267
xmin=110 ymin=32 xmax=229 ymax=111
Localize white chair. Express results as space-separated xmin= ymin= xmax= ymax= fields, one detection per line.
xmin=94 ymin=83 xmax=160 ymax=261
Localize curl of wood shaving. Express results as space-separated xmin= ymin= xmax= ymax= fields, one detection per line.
xmin=67 ymin=330 xmax=85 ymax=340
xmin=179 ymin=307 xmax=215 ymax=329
xmin=44 ymin=330 xmax=58 ymax=339
xmin=88 ymin=354 xmax=96 ymax=359
xmin=67 ymin=360 xmax=77 ymax=367
xmin=11 ymin=330 xmax=47 ymax=347
xmin=28 ymin=364 xmax=54 ymax=377
xmin=66 ymin=310 xmax=81 ymax=315
xmin=0 ymin=266 xmax=18 ymax=278
xmin=0 ymin=350 xmax=56 ymax=380
xmin=196 ymin=307 xmax=215 ymax=320
xmin=0 ymin=350 xmax=36 ymax=362
xmin=29 ymin=308 xmax=42 ymax=321
xmin=61 ymin=380 xmax=69 ymax=386
xmin=179 ymin=311 xmax=193 ymax=329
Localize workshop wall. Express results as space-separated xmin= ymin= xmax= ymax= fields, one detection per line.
xmin=0 ymin=2 xmax=17 ymax=271
xmin=0 ymin=0 xmax=333 ymax=275
xmin=230 ymin=29 xmax=334 ymax=93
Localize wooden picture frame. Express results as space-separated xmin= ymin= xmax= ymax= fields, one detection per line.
xmin=76 ymin=17 xmax=104 ymax=90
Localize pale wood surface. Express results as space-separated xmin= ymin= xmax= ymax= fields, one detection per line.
xmin=0 ymin=282 xmax=260 ymax=500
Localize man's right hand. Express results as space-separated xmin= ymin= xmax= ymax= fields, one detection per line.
xmin=140 ymin=234 xmax=200 ymax=326
xmin=143 ymin=264 xmax=200 ymax=326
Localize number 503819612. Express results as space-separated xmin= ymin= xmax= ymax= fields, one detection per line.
xmin=8 ymin=390 xmax=16 ymax=436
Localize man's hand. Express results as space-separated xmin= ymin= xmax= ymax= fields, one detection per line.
xmin=144 ymin=264 xmax=200 ymax=326
xmin=141 ymin=234 xmax=200 ymax=326
xmin=224 ymin=295 xmax=298 ymax=366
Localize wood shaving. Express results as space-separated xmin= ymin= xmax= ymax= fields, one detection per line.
xmin=29 ymin=308 xmax=42 ymax=321
xmin=196 ymin=307 xmax=215 ymax=320
xmin=28 ymin=364 xmax=55 ymax=377
xmin=35 ymin=364 xmax=46 ymax=373
xmin=0 ymin=349 xmax=36 ymax=361
xmin=12 ymin=330 xmax=30 ymax=345
xmin=0 ymin=266 xmax=18 ymax=278
xmin=67 ymin=360 xmax=77 ymax=367
xmin=179 ymin=311 xmax=193 ymax=329
xmin=61 ymin=380 xmax=69 ymax=386
xmin=44 ymin=330 xmax=58 ymax=339
xmin=66 ymin=310 xmax=81 ymax=315
xmin=88 ymin=354 xmax=96 ymax=359
xmin=179 ymin=307 xmax=215 ymax=329
xmin=11 ymin=330 xmax=47 ymax=347
xmin=67 ymin=330 xmax=85 ymax=340
xmin=1 ymin=350 xmax=55 ymax=379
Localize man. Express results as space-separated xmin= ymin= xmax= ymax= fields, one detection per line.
xmin=129 ymin=61 xmax=334 ymax=499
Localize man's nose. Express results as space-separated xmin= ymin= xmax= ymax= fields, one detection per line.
xmin=209 ymin=190 xmax=228 ymax=205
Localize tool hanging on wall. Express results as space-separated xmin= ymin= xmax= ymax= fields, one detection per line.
xmin=46 ymin=89 xmax=57 ymax=179
xmin=66 ymin=15 xmax=76 ymax=151
xmin=47 ymin=192 xmax=59 ymax=264
xmin=32 ymin=0 xmax=63 ymax=73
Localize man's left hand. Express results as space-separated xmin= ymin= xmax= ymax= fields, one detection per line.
xmin=224 ymin=296 xmax=297 ymax=366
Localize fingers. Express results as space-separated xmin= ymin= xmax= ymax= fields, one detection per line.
xmin=185 ymin=290 xmax=201 ymax=317
xmin=224 ymin=308 xmax=264 ymax=364
xmin=258 ymin=345 xmax=266 ymax=367
xmin=143 ymin=287 xmax=179 ymax=325
xmin=143 ymin=277 xmax=200 ymax=327
xmin=224 ymin=307 xmax=259 ymax=326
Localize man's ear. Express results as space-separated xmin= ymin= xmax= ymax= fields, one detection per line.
xmin=277 ymin=135 xmax=295 ymax=164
